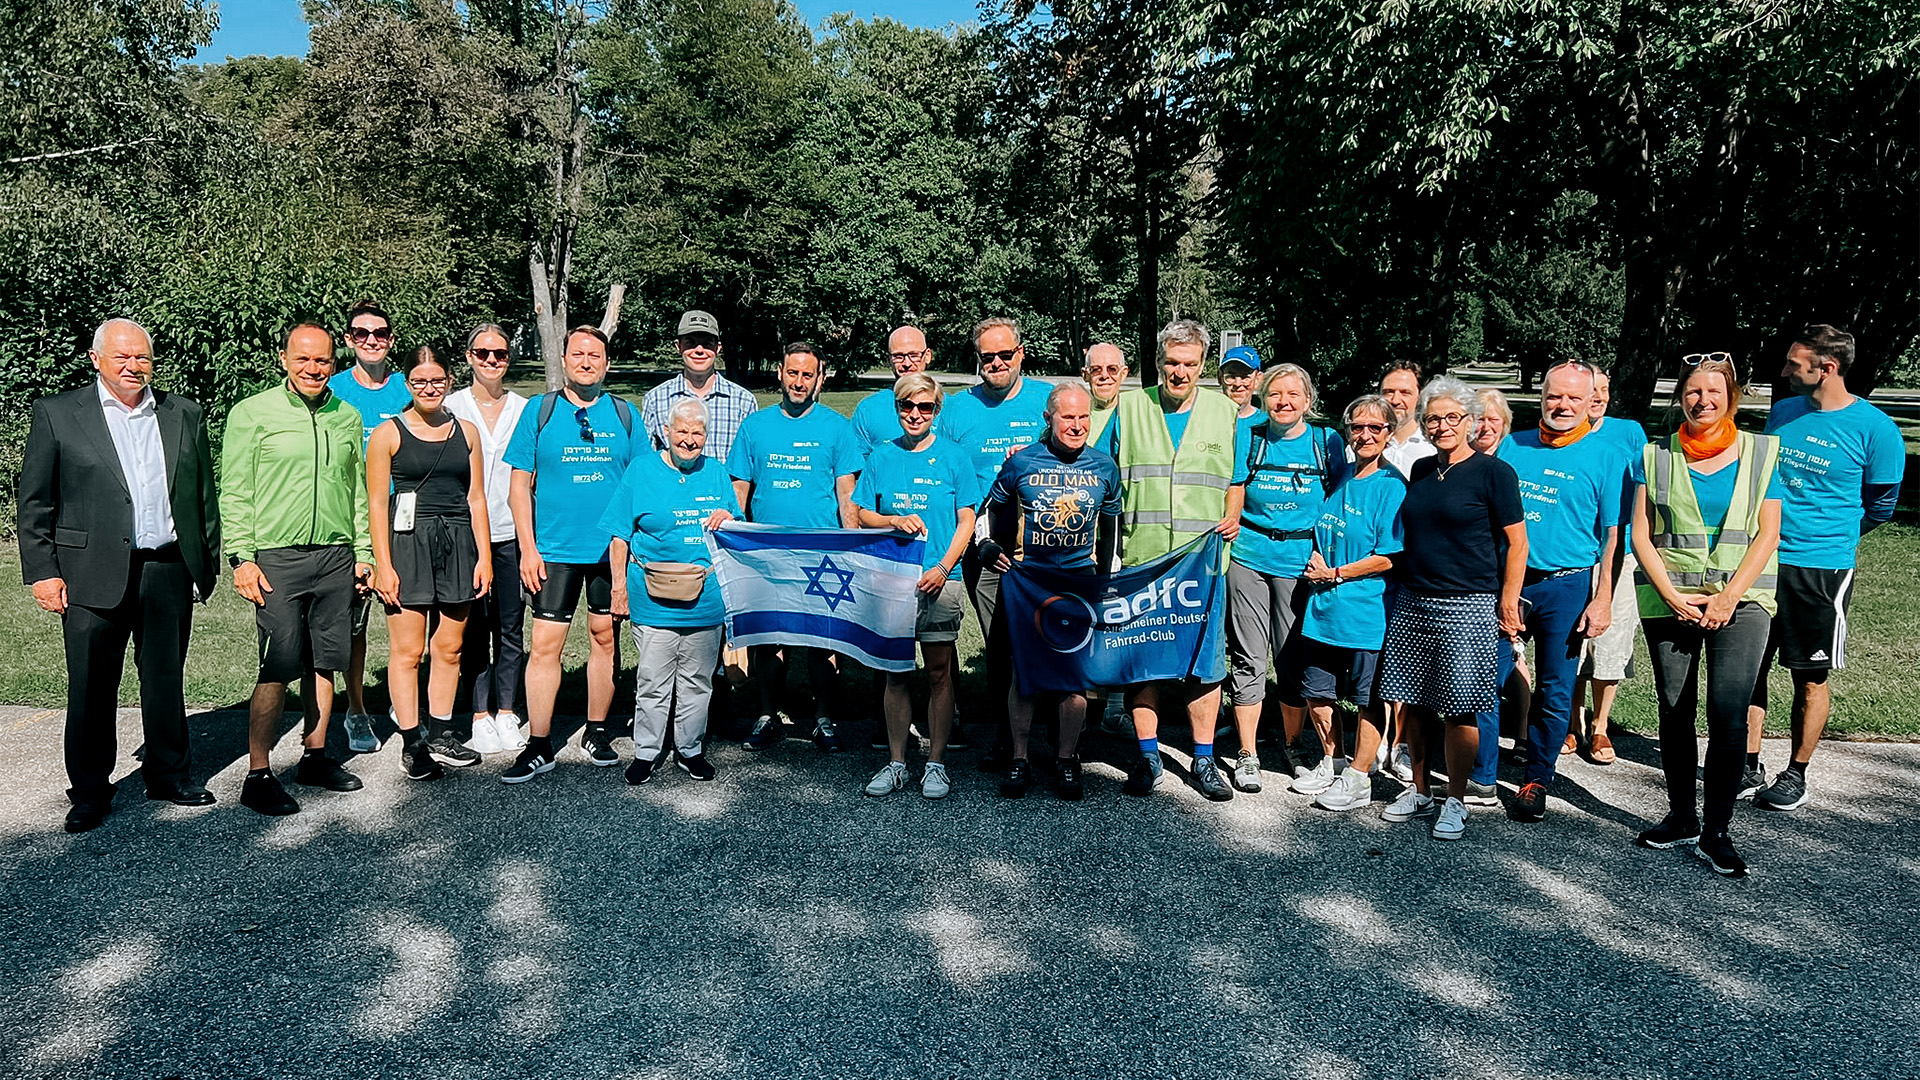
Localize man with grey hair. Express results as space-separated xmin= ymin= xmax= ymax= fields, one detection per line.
xmin=19 ymin=319 xmax=222 ymax=831
xmin=1082 ymin=342 xmax=1129 ymax=442
xmin=1496 ymin=359 xmax=1625 ymax=822
xmin=1098 ymin=318 xmax=1250 ymax=801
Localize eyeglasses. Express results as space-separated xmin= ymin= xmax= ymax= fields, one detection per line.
xmin=889 ymin=350 xmax=927 ymax=363
xmin=407 ymin=377 xmax=449 ymax=390
xmin=977 ymin=349 xmax=1018 ymax=366
xmin=896 ymin=400 xmax=939 ymax=415
xmin=347 ymin=326 xmax=393 ymax=343
xmin=1348 ymin=422 xmax=1389 ymax=434
xmin=469 ymin=348 xmax=508 ymax=362
xmin=575 ymin=406 xmax=595 ymax=443
xmin=1423 ymin=412 xmax=1469 ymax=428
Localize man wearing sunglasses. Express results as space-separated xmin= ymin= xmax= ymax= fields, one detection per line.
xmin=1495 ymin=359 xmax=1627 ymax=822
xmin=326 ymin=299 xmax=413 ymax=755
xmin=642 ymin=309 xmax=757 ymax=465
xmin=729 ymin=342 xmax=862 ymax=754
xmin=941 ymin=317 xmax=1053 ymax=767
xmin=501 ymin=324 xmax=638 ymax=783
xmin=1748 ymin=325 xmax=1904 ymax=812
xmin=850 ymin=325 xmax=935 ymax=456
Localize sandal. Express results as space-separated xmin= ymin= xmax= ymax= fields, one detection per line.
xmin=1561 ymin=732 xmax=1579 ymax=757
xmin=1589 ymin=731 xmax=1615 ymax=765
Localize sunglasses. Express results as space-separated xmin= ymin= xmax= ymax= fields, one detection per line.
xmin=1682 ymin=351 xmax=1743 ymax=381
xmin=407 ymin=377 xmax=449 ymax=390
xmin=977 ymin=349 xmax=1018 ymax=365
xmin=896 ymin=400 xmax=939 ymax=415
xmin=470 ymin=348 xmax=508 ymax=362
xmin=575 ymin=406 xmax=595 ymax=443
xmin=347 ymin=326 xmax=393 ymax=343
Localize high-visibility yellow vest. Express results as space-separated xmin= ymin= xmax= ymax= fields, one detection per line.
xmin=1088 ymin=403 xmax=1117 ymax=444
xmin=1635 ymin=430 xmax=1780 ymax=617
xmin=1114 ymin=386 xmax=1237 ymax=565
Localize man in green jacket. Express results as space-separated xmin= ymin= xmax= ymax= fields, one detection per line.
xmin=220 ymin=322 xmax=375 ymax=816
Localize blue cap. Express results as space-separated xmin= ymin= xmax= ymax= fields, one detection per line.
xmin=1220 ymin=346 xmax=1261 ymax=374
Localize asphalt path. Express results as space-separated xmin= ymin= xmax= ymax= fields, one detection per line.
xmin=2 ymin=705 xmax=1915 ymax=1080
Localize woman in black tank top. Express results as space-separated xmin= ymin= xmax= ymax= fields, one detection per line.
xmin=366 ymin=347 xmax=494 ymax=781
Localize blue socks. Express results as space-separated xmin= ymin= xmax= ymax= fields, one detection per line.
xmin=1193 ymin=741 xmax=1214 ymax=762
xmin=1137 ymin=736 xmax=1159 ymax=757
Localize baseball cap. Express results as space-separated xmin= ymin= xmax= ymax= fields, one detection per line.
xmin=1220 ymin=346 xmax=1261 ymax=374
xmin=677 ymin=310 xmax=721 ymax=337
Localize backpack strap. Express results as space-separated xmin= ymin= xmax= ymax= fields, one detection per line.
xmin=535 ymin=392 xmax=634 ymax=436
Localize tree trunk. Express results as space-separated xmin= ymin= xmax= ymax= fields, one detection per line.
xmin=598 ymin=282 xmax=627 ymax=342
xmin=529 ymin=245 xmax=567 ymax=390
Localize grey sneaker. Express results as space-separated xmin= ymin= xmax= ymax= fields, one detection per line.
xmin=864 ymin=761 xmax=908 ymax=797
xmin=1737 ymin=761 xmax=1769 ymax=800
xmin=343 ymin=711 xmax=378 ymax=754
xmin=1314 ymin=769 xmax=1372 ymax=812
xmin=1382 ymin=786 xmax=1436 ymax=822
xmin=1290 ymin=755 xmax=1337 ymax=795
xmin=1464 ymin=779 xmax=1500 ymax=807
xmin=1193 ymin=756 xmax=1233 ymax=802
xmin=1431 ymin=797 xmax=1467 ymax=840
xmin=1388 ymin=743 xmax=1414 ymax=782
xmin=1755 ymin=768 xmax=1808 ymax=811
xmin=921 ymin=761 xmax=951 ymax=799
xmin=1230 ymin=751 xmax=1263 ymax=793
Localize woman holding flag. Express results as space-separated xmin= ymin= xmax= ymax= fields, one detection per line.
xmin=852 ymin=373 xmax=979 ymax=800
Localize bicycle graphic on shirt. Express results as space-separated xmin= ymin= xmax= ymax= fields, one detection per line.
xmin=1027 ymin=488 xmax=1090 ymax=533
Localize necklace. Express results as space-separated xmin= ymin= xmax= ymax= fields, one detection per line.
xmin=1434 ymin=452 xmax=1471 ymax=481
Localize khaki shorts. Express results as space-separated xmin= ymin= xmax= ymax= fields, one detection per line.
xmin=1580 ymin=552 xmax=1639 ymax=682
xmin=916 ymin=578 xmax=967 ymax=643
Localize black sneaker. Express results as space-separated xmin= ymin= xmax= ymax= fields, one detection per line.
xmin=742 ymin=714 xmax=783 ymax=752
xmin=625 ymin=757 xmax=654 ymax=785
xmin=677 ymin=753 xmax=716 ymax=781
xmin=294 ymin=754 xmax=363 ymax=792
xmin=583 ymin=726 xmax=620 ymax=767
xmin=1000 ymin=758 xmax=1032 ymax=799
xmin=1635 ymin=814 xmax=1701 ymax=850
xmin=811 ymin=717 xmax=844 ymax=753
xmin=1122 ymin=751 xmax=1164 ymax=797
xmin=1510 ymin=781 xmax=1547 ymax=822
xmin=502 ymin=746 xmax=555 ymax=784
xmin=1755 ymin=768 xmax=1808 ymax=811
xmin=1695 ymin=831 xmax=1749 ymax=877
xmin=240 ymin=773 xmax=299 ymax=816
xmin=1193 ymin=756 xmax=1234 ymax=802
xmin=404 ymin=738 xmax=444 ymax=781
xmin=427 ymin=733 xmax=480 ymax=768
xmin=1055 ymin=757 xmax=1084 ymax=801
xmin=1737 ymin=761 xmax=1769 ymax=800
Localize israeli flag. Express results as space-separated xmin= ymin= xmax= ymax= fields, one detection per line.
xmin=707 ymin=523 xmax=927 ymax=673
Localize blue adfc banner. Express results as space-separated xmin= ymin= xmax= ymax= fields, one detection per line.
xmin=1001 ymin=532 xmax=1227 ymax=696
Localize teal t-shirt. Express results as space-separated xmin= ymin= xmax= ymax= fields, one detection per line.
xmin=727 ymin=403 xmax=862 ymax=527
xmin=853 ymin=436 xmax=981 ymax=571
xmin=1497 ymin=429 xmax=1627 ymax=571
xmin=942 ymin=378 xmax=1051 ymax=505
xmin=328 ymin=368 xmax=413 ymax=446
xmin=1303 ymin=468 xmax=1407 ymax=651
xmin=597 ymin=452 xmax=738 ymax=627
xmin=503 ymin=392 xmax=636 ymax=563
xmin=1688 ymin=460 xmax=1786 ymax=544
xmin=1766 ymin=395 xmax=1906 ymax=569
xmin=1236 ymin=423 xmax=1347 ymax=577
xmin=850 ymin=387 xmax=926 ymax=457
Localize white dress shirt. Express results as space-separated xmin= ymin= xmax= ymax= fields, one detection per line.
xmin=97 ymin=380 xmax=176 ymax=549
xmin=1383 ymin=428 xmax=1436 ymax=480
xmin=447 ymin=387 xmax=528 ymax=543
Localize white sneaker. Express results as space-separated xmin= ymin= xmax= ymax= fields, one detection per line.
xmin=1382 ymin=786 xmax=1436 ymax=822
xmin=466 ymin=715 xmax=505 ymax=755
xmin=865 ymin=761 xmax=908 ymax=797
xmin=1230 ymin=751 xmax=1263 ymax=793
xmin=1290 ymin=756 xmax=1337 ymax=795
xmin=1389 ymin=743 xmax=1414 ymax=782
xmin=1315 ymin=769 xmax=1372 ymax=812
xmin=343 ymin=711 xmax=379 ymax=754
xmin=921 ymin=761 xmax=951 ymax=799
xmin=495 ymin=712 xmax=527 ymax=750
xmin=1431 ymin=797 xmax=1467 ymax=841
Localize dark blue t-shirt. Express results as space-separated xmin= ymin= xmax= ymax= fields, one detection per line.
xmin=986 ymin=439 xmax=1124 ymax=572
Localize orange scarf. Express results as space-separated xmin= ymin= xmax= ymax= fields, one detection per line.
xmin=1536 ymin=417 xmax=1591 ymax=448
xmin=1678 ymin=418 xmax=1736 ymax=461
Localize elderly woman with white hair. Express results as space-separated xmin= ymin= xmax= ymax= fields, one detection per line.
xmin=1374 ymin=375 xmax=1527 ymax=841
xmin=600 ymin=396 xmax=739 ymax=784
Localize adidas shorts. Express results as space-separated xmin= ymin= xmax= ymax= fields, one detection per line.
xmin=1774 ymin=564 xmax=1856 ymax=671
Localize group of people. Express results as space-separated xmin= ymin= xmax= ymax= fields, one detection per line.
xmin=20 ymin=304 xmax=1900 ymax=879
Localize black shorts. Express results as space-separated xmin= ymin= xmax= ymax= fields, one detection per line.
xmin=528 ymin=559 xmax=613 ymax=623
xmin=1773 ymin=564 xmax=1856 ymax=671
xmin=255 ymin=544 xmax=356 ymax=684
xmin=1297 ymin=639 xmax=1382 ymax=709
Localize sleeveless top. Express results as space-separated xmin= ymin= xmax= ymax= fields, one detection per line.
xmin=390 ymin=415 xmax=472 ymax=517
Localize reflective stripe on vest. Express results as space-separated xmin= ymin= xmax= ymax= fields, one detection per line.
xmin=1114 ymin=386 xmax=1237 ymax=564
xmin=1636 ymin=431 xmax=1780 ymax=618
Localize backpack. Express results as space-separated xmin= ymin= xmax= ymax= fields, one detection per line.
xmin=534 ymin=391 xmax=635 ymax=439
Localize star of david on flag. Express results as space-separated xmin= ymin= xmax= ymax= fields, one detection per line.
xmin=707 ymin=523 xmax=926 ymax=672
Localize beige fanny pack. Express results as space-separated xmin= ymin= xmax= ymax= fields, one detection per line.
xmin=642 ymin=561 xmax=708 ymax=602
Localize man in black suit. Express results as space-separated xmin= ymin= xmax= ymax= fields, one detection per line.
xmin=17 ymin=318 xmax=222 ymax=832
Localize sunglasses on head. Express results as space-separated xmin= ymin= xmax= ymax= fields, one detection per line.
xmin=470 ymin=347 xmax=508 ymax=362
xmin=575 ymin=406 xmax=595 ymax=443
xmin=977 ymin=349 xmax=1017 ymax=365
xmin=896 ymin=400 xmax=938 ymax=415
xmin=1682 ymin=351 xmax=1742 ymax=380
xmin=347 ymin=326 xmax=393 ymax=343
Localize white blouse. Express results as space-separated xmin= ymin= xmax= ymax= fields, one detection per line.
xmin=447 ymin=387 xmax=529 ymax=543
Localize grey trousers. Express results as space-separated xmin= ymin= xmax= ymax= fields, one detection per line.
xmin=631 ymin=623 xmax=724 ymax=758
xmin=1225 ymin=560 xmax=1306 ymax=707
